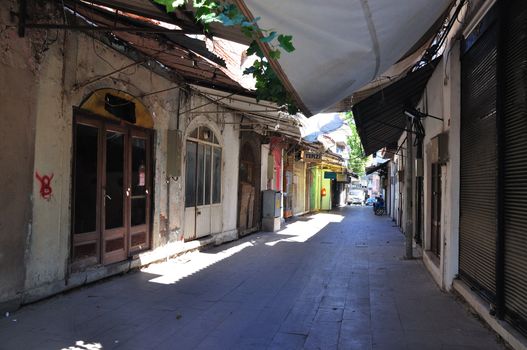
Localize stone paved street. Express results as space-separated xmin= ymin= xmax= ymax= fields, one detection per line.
xmin=0 ymin=207 xmax=505 ymax=350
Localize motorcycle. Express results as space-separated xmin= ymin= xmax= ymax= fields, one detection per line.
xmin=373 ymin=201 xmax=386 ymax=216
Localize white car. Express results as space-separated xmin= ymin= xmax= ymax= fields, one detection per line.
xmin=347 ymin=189 xmax=365 ymax=205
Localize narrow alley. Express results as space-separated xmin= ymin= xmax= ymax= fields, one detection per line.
xmin=0 ymin=207 xmax=504 ymax=350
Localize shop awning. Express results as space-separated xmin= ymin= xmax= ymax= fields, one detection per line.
xmin=190 ymin=85 xmax=302 ymax=139
xmin=366 ymin=160 xmax=390 ymax=175
xmin=235 ymin=0 xmax=453 ymax=115
xmin=352 ymin=59 xmax=439 ymax=156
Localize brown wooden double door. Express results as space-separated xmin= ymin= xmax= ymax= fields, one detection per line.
xmin=72 ymin=114 xmax=152 ymax=270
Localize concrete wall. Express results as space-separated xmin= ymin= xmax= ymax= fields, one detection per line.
xmin=0 ymin=2 xmax=38 ymax=309
xmin=419 ymin=59 xmax=447 ymax=288
xmin=418 ymin=6 xmax=464 ymax=291
xmin=261 ymin=144 xmax=270 ymax=190
xmin=0 ymin=4 xmax=246 ymax=306
xmin=22 ymin=31 xmax=181 ymax=297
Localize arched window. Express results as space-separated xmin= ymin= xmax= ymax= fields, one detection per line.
xmin=185 ymin=126 xmax=222 ymax=208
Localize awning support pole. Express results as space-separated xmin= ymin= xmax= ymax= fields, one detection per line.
xmin=405 ymin=116 xmax=414 ymax=259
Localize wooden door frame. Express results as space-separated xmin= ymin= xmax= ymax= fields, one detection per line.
xmin=128 ymin=128 xmax=153 ymax=255
xmin=237 ymin=138 xmax=261 ymax=234
xmin=71 ymin=115 xmax=104 ymax=271
xmin=71 ymin=108 xmax=154 ymax=270
xmin=102 ymin=123 xmax=129 ymax=265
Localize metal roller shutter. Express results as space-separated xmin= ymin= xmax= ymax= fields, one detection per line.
xmin=459 ymin=12 xmax=498 ymax=302
xmin=503 ymin=0 xmax=527 ymax=335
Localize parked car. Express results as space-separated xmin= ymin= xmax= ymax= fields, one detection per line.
xmin=365 ymin=197 xmax=377 ymax=206
xmin=347 ymin=189 xmax=365 ymax=205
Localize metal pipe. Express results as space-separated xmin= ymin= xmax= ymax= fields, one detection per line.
xmin=25 ymin=22 xmax=189 ymax=33
xmin=495 ymin=0 xmax=506 ymax=321
xmin=193 ymin=90 xmax=282 ymax=111
xmin=189 ymin=110 xmax=279 ymax=114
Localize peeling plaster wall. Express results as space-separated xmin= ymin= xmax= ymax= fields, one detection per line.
xmin=24 ymin=31 xmax=180 ymax=293
xmin=1 ymin=1 xmax=244 ymax=305
xmin=0 ymin=2 xmax=38 ymax=309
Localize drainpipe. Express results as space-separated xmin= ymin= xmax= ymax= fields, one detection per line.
xmin=405 ymin=117 xmax=414 ymax=259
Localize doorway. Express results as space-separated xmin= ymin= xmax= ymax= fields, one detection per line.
xmin=430 ymin=163 xmax=441 ymax=257
xmin=71 ymin=113 xmax=152 ymax=270
xmin=238 ymin=137 xmax=261 ymax=235
xmin=184 ymin=126 xmax=222 ymax=240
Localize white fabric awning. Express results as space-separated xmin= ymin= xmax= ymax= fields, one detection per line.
xmin=238 ymin=0 xmax=453 ymax=115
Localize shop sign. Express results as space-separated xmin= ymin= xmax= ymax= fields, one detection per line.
xmin=324 ymin=172 xmax=337 ymax=179
xmin=336 ymin=173 xmax=348 ymax=182
xmin=302 ymin=151 xmax=322 ymax=162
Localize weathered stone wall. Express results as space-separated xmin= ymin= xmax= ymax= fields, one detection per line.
xmin=0 ymin=1 xmax=39 ymax=310
xmin=0 ymin=0 xmax=242 ymax=307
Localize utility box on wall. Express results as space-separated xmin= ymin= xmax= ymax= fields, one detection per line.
xmin=262 ymin=190 xmax=281 ymax=218
xmin=167 ymin=129 xmax=183 ymax=177
xmin=262 ymin=190 xmax=281 ymax=232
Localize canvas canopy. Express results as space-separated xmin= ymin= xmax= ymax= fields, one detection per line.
xmin=238 ymin=0 xmax=453 ymax=115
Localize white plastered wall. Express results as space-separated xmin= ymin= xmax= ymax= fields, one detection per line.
xmin=261 ymin=144 xmax=270 ymax=190
xmin=419 ymin=59 xmax=446 ymax=288
xmin=418 ymin=4 xmax=464 ymax=290
xmin=25 ymin=31 xmax=179 ymax=292
xmin=22 ymin=28 xmax=242 ymax=300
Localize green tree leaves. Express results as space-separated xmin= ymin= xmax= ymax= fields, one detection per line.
xmin=278 ymin=34 xmax=294 ymax=52
xmin=152 ymin=0 xmax=299 ymax=114
xmin=344 ymin=112 xmax=368 ymax=175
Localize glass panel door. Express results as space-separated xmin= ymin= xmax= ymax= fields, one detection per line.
xmin=129 ymin=131 xmax=151 ymax=253
xmin=72 ymin=120 xmax=101 ymax=269
xmin=72 ymin=113 xmax=153 ymax=269
xmin=184 ymin=141 xmax=197 ymax=240
xmin=102 ymin=128 xmax=127 ymax=264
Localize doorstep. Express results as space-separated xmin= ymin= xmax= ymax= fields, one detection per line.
xmin=453 ymin=279 xmax=527 ymax=350
xmin=19 ymin=233 xmax=226 ymax=308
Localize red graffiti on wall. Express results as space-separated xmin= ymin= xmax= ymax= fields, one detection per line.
xmin=35 ymin=172 xmax=54 ymax=200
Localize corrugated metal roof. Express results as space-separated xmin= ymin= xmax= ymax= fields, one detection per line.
xmin=75 ymin=0 xmax=250 ymax=44
xmin=68 ymin=2 xmax=248 ymax=94
xmin=352 ymin=59 xmax=440 ymax=156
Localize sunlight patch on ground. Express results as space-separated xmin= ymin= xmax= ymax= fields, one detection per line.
xmin=145 ymin=241 xmax=255 ymax=285
xmin=61 ymin=340 xmax=102 ymax=350
xmin=265 ymin=213 xmax=345 ymax=246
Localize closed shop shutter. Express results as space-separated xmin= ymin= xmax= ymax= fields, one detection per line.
xmin=459 ymin=11 xmax=498 ymax=302
xmin=503 ymin=0 xmax=527 ymax=335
